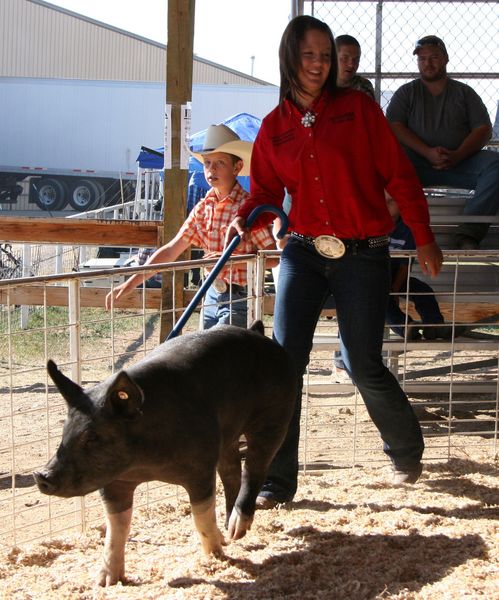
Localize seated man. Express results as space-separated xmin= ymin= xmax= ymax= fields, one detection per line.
xmin=335 ymin=34 xmax=375 ymax=100
xmin=387 ymin=35 xmax=499 ymax=249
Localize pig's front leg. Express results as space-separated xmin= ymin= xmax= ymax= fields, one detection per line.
xmin=190 ymin=493 xmax=225 ymax=555
xmin=227 ymin=430 xmax=284 ymax=541
xmin=98 ymin=506 xmax=133 ymax=586
xmin=98 ymin=481 xmax=135 ymax=586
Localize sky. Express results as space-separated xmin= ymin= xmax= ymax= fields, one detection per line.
xmin=45 ymin=0 xmax=291 ymax=84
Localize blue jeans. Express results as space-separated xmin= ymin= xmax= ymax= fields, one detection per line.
xmin=405 ymin=148 xmax=499 ymax=242
xmin=203 ymin=285 xmax=247 ymax=329
xmin=262 ymin=237 xmax=424 ymax=502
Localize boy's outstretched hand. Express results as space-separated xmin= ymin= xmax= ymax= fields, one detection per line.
xmin=417 ymin=241 xmax=443 ymax=278
xmin=105 ymin=279 xmax=137 ymax=310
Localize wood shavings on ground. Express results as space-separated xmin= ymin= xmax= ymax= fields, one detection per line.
xmin=1 ymin=453 xmax=497 ymax=600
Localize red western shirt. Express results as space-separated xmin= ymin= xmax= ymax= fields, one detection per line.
xmin=238 ymin=89 xmax=434 ymax=247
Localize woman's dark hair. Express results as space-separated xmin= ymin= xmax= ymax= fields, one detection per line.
xmin=279 ymin=15 xmax=337 ymax=103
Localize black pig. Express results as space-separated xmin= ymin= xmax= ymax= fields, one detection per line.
xmin=33 ymin=321 xmax=295 ymax=586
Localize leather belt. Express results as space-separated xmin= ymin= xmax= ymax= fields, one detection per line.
xmin=290 ymin=231 xmax=389 ymax=258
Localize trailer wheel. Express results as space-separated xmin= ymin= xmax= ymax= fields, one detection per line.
xmin=91 ymin=180 xmax=105 ymax=209
xmin=68 ymin=179 xmax=104 ymax=211
xmin=34 ymin=178 xmax=69 ymax=211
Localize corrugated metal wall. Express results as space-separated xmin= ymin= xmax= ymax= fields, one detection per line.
xmin=0 ymin=0 xmax=269 ymax=85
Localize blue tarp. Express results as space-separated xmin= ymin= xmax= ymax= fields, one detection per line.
xmin=136 ymin=112 xmax=262 ymax=213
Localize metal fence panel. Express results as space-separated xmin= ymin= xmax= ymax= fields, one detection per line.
xmin=0 ymin=250 xmax=498 ymax=546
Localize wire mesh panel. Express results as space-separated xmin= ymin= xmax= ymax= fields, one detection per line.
xmin=0 ymin=254 xmax=270 ymax=547
xmin=0 ymin=244 xmax=22 ymax=280
xmin=305 ymin=1 xmax=498 ymax=116
xmin=300 ymin=250 xmax=499 ymax=472
xmin=0 ymin=250 xmax=498 ymax=547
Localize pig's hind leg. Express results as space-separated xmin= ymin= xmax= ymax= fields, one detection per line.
xmin=227 ymin=429 xmax=284 ymax=540
xmin=98 ymin=481 xmax=136 ymax=586
xmin=217 ymin=438 xmax=242 ymax=529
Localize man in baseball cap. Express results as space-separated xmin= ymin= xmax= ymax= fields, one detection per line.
xmin=413 ymin=35 xmax=448 ymax=58
xmin=387 ymin=36 xmax=498 ymax=249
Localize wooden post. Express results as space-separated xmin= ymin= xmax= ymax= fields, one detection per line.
xmin=160 ymin=0 xmax=195 ymax=341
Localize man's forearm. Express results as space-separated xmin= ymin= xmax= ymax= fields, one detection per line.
xmin=389 ymin=122 xmax=430 ymax=159
xmin=454 ymin=125 xmax=492 ymax=163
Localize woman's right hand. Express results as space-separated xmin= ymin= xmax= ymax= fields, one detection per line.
xmin=272 ymin=217 xmax=289 ymax=250
xmin=224 ymin=216 xmax=247 ymax=248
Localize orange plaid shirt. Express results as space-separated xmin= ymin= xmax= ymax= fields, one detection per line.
xmin=179 ymin=182 xmax=274 ymax=286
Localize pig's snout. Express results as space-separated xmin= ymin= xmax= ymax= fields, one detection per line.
xmin=33 ymin=469 xmax=58 ymax=495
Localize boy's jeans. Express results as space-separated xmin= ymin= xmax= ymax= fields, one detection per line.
xmin=203 ymin=285 xmax=247 ymax=329
xmin=262 ymin=237 xmax=424 ymax=502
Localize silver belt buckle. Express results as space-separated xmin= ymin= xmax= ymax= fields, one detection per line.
xmin=212 ymin=279 xmax=228 ymax=293
xmin=314 ymin=235 xmax=346 ymax=259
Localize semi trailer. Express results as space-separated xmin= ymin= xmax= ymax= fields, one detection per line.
xmin=0 ymin=77 xmax=278 ymax=212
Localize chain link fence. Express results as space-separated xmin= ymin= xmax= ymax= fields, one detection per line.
xmin=302 ymin=1 xmax=498 ymax=121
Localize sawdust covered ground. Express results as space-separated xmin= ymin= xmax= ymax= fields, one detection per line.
xmin=1 ymin=449 xmax=497 ymax=600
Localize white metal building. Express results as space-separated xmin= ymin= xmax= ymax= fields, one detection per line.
xmin=0 ymin=0 xmax=280 ymax=132
xmin=0 ymin=0 xmax=279 ymax=210
xmin=0 ymin=0 xmax=274 ymax=86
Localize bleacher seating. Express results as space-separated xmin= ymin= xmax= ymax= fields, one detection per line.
xmin=424 ymin=188 xmax=499 ymax=250
xmin=411 ymin=189 xmax=499 ymax=309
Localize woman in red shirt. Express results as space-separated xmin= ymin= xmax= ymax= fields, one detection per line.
xmin=228 ymin=16 xmax=443 ymax=508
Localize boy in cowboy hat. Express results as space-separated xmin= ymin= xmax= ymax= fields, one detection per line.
xmin=105 ymin=124 xmax=276 ymax=329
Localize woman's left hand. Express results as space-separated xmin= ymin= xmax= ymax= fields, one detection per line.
xmin=417 ymin=241 xmax=444 ymax=278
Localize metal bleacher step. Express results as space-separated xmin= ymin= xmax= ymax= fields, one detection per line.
xmin=312 ymin=334 xmax=498 ymax=353
xmin=424 ymin=187 xmax=499 ymax=250
xmin=305 ymin=380 xmax=497 ymax=394
xmin=309 ymin=334 xmax=498 ymax=395
xmin=413 ymin=262 xmax=499 ymax=296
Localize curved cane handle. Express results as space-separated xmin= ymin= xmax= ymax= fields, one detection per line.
xmin=246 ymin=204 xmax=288 ymax=239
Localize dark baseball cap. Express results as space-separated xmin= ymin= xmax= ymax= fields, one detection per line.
xmin=413 ymin=35 xmax=448 ymax=57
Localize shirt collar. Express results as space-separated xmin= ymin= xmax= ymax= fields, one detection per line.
xmin=206 ymin=180 xmax=243 ymax=203
xmin=285 ymin=90 xmax=330 ymax=122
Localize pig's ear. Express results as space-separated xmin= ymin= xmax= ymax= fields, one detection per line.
xmin=104 ymin=371 xmax=144 ymax=420
xmin=47 ymin=359 xmax=87 ymax=410
xmin=249 ymin=320 xmax=265 ymax=336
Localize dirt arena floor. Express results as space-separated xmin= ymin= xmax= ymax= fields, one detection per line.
xmin=1 ymin=445 xmax=497 ymax=600
xmin=1 ymin=313 xmax=498 ymax=599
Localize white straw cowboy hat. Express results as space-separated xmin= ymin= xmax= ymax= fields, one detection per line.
xmin=190 ymin=124 xmax=253 ymax=176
